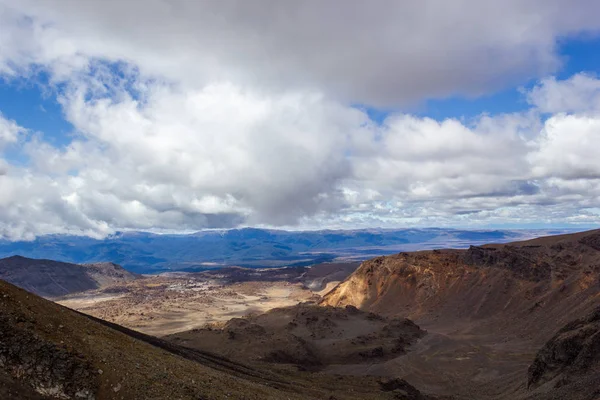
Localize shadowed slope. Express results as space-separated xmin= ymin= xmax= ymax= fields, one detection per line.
xmin=527 ymin=306 xmax=600 ymax=398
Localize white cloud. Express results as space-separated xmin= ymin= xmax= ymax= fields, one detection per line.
xmin=528 ymin=74 xmax=600 ymax=113
xmin=0 ymin=73 xmax=368 ymax=237
xmin=1 ymin=2 xmax=600 ymax=239
xmin=0 ymin=113 xmax=25 ymax=150
xmin=529 ymin=114 xmax=600 ymax=179
xmin=350 ymin=113 xmax=536 ymax=199
xmin=56 ymin=78 xmax=365 ymax=226
xmin=3 ymin=74 xmax=600 ymax=238
xmin=526 ymin=73 xmax=600 ymax=181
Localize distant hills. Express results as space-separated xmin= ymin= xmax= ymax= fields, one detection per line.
xmin=0 ymin=256 xmax=137 ymax=297
xmin=0 ymin=228 xmax=574 ymax=273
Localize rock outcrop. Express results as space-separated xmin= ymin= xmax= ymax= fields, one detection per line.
xmin=167 ymin=303 xmax=425 ymax=369
xmin=528 ymin=306 xmax=600 ymax=389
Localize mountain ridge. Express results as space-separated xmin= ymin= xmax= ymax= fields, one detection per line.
xmin=0 ymin=256 xmax=137 ymax=298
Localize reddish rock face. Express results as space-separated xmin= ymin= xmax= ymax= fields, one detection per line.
xmin=322 ymin=230 xmax=600 ymax=329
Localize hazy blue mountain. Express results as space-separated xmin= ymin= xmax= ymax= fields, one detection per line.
xmin=0 ymin=228 xmax=572 ymax=273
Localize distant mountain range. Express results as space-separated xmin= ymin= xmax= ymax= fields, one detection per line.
xmin=0 ymin=227 xmax=576 ymax=273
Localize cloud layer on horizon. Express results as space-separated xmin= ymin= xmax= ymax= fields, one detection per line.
xmin=1 ymin=0 xmax=600 ymax=239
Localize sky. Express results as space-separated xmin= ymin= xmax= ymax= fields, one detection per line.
xmin=1 ymin=0 xmax=600 ymax=240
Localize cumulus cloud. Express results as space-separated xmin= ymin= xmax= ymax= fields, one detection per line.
xmin=0 ymin=1 xmax=600 ymax=238
xmin=2 ymin=73 xmax=600 ymax=238
xmin=0 ymin=113 xmax=25 ymax=150
xmin=526 ymin=74 xmax=600 ymax=181
xmin=528 ymin=74 xmax=600 ymax=113
xmin=530 ymin=114 xmax=600 ymax=179
xmin=54 ymin=77 xmax=365 ymax=228
xmin=2 ymin=0 xmax=600 ymax=105
xmin=0 ymin=70 xmax=369 ymax=238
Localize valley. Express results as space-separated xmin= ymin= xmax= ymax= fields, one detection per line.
xmin=56 ymin=262 xmax=359 ymax=336
xmin=1 ymin=229 xmax=600 ymax=399
xmin=1 ymin=278 xmax=423 ymax=400
xmin=56 ymin=277 xmax=314 ymax=336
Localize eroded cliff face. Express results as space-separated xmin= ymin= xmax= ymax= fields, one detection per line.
xmin=322 ymin=251 xmax=468 ymax=314
xmin=322 ymin=230 xmax=600 ymax=339
xmin=321 ymin=249 xmax=526 ymax=325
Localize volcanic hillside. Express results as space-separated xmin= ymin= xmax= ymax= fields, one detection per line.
xmin=0 ymin=278 xmax=442 ymax=400
xmin=323 ymin=229 xmax=600 ymax=335
xmin=319 ymin=229 xmax=600 ymax=399
xmin=0 ymin=256 xmax=138 ymax=297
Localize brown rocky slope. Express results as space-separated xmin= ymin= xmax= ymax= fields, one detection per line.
xmin=323 ymin=229 xmax=600 ymax=336
xmin=320 ymin=229 xmax=600 ymax=399
xmin=167 ymin=303 xmax=425 ymax=369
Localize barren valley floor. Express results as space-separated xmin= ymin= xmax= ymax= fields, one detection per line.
xmin=55 ymin=262 xmax=357 ymax=336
